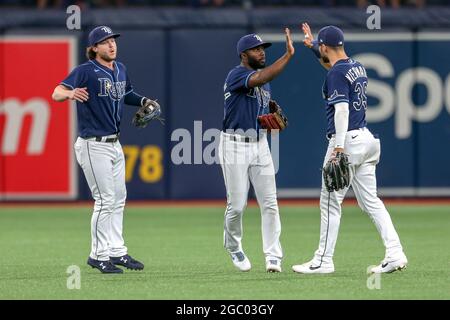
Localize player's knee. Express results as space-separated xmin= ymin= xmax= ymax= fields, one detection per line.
xmin=115 ymin=189 xmax=127 ymax=206
xmin=360 ymin=197 xmax=384 ymax=214
xmin=320 ymin=190 xmax=342 ymax=206
xmin=228 ymin=206 xmax=245 ymax=215
xmin=95 ymin=194 xmax=115 ymax=213
xmin=262 ymin=198 xmax=279 ymax=215
xmin=356 ymin=198 xmax=368 ymax=212
xmin=226 ymin=201 xmax=246 ymax=216
xmin=104 ymin=201 xmax=116 ymax=213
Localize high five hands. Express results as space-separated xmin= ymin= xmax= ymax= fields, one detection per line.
xmin=301 ymin=22 xmax=314 ymax=49
xmin=285 ymin=27 xmax=295 ymax=57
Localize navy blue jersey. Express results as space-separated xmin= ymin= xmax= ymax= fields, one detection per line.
xmin=61 ymin=59 xmax=133 ymax=138
xmin=223 ymin=65 xmax=271 ymax=133
xmin=322 ymin=58 xmax=368 ymax=135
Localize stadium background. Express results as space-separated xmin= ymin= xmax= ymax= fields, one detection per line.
xmin=1 ymin=1 xmax=449 ymax=201
xmin=1 ymin=0 xmax=450 ymax=302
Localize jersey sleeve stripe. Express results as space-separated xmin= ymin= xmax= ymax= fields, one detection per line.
xmin=124 ymin=89 xmax=134 ymax=95
xmin=327 ymin=99 xmax=349 ymax=105
xmin=60 ymin=82 xmax=74 ymax=90
xmin=244 ymin=71 xmax=257 ymax=89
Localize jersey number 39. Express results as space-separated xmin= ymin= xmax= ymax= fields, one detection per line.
xmin=353 ymin=81 xmax=368 ymax=111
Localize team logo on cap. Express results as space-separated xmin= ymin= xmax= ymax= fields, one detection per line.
xmin=254 ymin=35 xmax=263 ymax=42
xmin=101 ymin=27 xmax=112 ymax=34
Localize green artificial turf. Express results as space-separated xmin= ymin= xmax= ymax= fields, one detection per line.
xmin=0 ymin=204 xmax=448 ymax=299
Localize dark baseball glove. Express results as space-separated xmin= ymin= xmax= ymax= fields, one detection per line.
xmin=132 ymin=98 xmax=164 ymax=128
xmin=323 ymin=151 xmax=350 ymax=192
xmin=258 ymin=100 xmax=288 ymax=132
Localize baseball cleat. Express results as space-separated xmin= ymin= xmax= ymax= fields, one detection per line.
xmin=370 ymin=257 xmax=408 ymax=274
xmin=230 ymin=251 xmax=251 ymax=272
xmin=87 ymin=257 xmax=123 ymax=274
xmin=266 ymin=259 xmax=282 ymax=273
xmin=292 ymin=260 xmax=335 ymax=274
xmin=110 ymin=254 xmax=144 ymax=270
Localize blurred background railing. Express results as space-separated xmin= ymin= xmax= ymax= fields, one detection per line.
xmin=1 ymin=2 xmax=449 ymax=200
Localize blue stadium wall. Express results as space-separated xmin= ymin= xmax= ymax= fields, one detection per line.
xmin=1 ymin=8 xmax=449 ymax=199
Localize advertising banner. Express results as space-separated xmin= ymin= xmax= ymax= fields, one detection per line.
xmin=0 ymin=37 xmax=77 ymax=199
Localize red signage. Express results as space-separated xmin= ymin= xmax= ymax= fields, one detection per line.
xmin=0 ymin=37 xmax=77 ymax=199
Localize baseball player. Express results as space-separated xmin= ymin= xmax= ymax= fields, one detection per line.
xmin=219 ymin=29 xmax=294 ymax=272
xmin=52 ymin=26 xmax=153 ymax=274
xmin=292 ymin=24 xmax=407 ymax=274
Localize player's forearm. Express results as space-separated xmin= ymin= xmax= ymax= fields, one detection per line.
xmin=334 ymin=102 xmax=349 ymax=149
xmin=52 ymin=85 xmax=71 ymax=102
xmin=124 ymin=91 xmax=146 ymax=106
xmin=248 ymin=53 xmax=292 ymax=88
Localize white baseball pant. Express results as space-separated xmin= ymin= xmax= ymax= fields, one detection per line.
xmin=313 ymin=127 xmax=405 ymax=265
xmin=218 ymin=132 xmax=283 ymax=262
xmin=74 ymin=137 xmax=128 ymax=261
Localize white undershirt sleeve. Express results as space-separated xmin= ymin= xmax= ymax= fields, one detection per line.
xmin=334 ymin=102 xmax=349 ymax=149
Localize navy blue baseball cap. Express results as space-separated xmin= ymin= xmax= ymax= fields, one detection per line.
xmin=88 ymin=26 xmax=120 ymax=47
xmin=237 ymin=34 xmax=272 ymax=56
xmin=313 ymin=26 xmax=344 ymax=47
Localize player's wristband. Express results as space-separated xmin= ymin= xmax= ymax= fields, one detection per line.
xmin=334 ymin=134 xmax=346 ymax=149
xmin=310 ymin=43 xmax=321 ymax=59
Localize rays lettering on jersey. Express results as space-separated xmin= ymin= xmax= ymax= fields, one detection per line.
xmin=98 ymin=78 xmax=126 ymax=101
xmin=224 ymin=83 xmax=231 ymax=100
xmin=248 ymin=87 xmax=271 ymax=109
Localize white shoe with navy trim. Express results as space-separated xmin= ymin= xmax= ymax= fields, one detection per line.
xmin=292 ymin=260 xmax=335 ymax=274
xmin=230 ymin=251 xmax=251 ymax=272
xmin=266 ymin=259 xmax=282 ymax=273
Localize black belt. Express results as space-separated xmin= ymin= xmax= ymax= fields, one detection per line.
xmin=84 ymin=134 xmax=119 ymax=143
xmin=96 ymin=136 xmax=118 ymax=143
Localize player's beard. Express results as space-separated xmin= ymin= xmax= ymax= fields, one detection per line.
xmin=98 ymin=51 xmax=116 ymax=62
xmin=320 ymin=47 xmax=330 ymax=63
xmin=248 ymin=55 xmax=265 ymax=70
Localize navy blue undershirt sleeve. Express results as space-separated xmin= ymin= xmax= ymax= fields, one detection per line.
xmin=124 ymin=90 xmax=145 ymax=106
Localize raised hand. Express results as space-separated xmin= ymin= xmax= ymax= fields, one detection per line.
xmin=285 ymin=28 xmax=295 ymax=57
xmin=302 ymin=22 xmax=314 ymax=48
